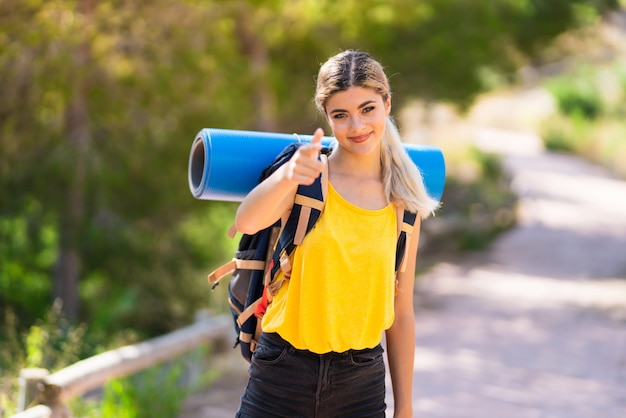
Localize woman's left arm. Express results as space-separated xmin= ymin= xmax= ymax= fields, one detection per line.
xmin=385 ymin=217 xmax=421 ymax=418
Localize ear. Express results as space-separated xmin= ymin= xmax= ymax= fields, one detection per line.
xmin=384 ymin=95 xmax=391 ymax=115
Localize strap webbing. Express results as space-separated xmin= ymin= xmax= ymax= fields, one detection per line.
xmin=208 ymin=260 xmax=236 ymax=285
xmin=294 ymin=195 xmax=325 ymax=212
xmin=207 ymin=258 xmax=265 ymax=285
xmin=395 ymin=208 xmax=418 ymax=274
xmin=269 ymin=154 xmax=328 ymax=282
xmin=239 ymin=331 xmax=252 ymax=343
xmin=237 ymin=259 xmax=266 ymax=270
xmin=294 ymin=206 xmax=312 ymax=245
xmin=236 ymin=297 xmax=262 ymax=328
xmin=228 ymin=297 xmax=242 ymax=315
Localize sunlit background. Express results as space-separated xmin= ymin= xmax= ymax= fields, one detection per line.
xmin=1 ymin=1 xmax=626 ymax=416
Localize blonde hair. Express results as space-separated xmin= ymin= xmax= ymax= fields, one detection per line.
xmin=315 ymin=50 xmax=439 ymax=218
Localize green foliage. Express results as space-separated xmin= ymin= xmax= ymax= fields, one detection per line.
xmin=0 ymin=302 xmax=146 ymax=416
xmin=2 ymin=0 xmax=620 ymax=413
xmin=0 ymin=302 xmax=213 ymax=416
xmin=541 ymin=112 xmax=591 ymax=152
xmin=1 ymin=303 xmax=94 ymax=415
xmin=299 ymin=0 xmax=619 ymax=106
xmin=452 ymin=149 xmax=517 ymax=250
xmin=0 ymin=199 xmax=56 ymax=323
xmin=547 ymin=74 xmax=603 ymax=119
xmin=540 ymin=61 xmax=626 ymax=178
xmin=0 ymin=0 xmax=619 ymax=380
xmin=0 ymin=309 xmax=24 ymax=414
xmin=1 ymin=0 xmax=248 ymax=335
xmin=66 ymin=347 xmax=218 ymax=418
xmin=23 ymin=301 xmax=88 ymax=370
xmin=420 ymin=146 xmax=517 ymax=260
xmin=101 ymin=362 xmax=187 ymax=418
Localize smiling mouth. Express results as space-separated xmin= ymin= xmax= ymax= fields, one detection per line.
xmin=349 ymin=132 xmax=371 ymax=143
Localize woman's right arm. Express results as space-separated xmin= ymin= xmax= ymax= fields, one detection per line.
xmin=234 ymin=128 xmax=325 ymax=235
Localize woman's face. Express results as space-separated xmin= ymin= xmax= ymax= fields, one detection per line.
xmin=324 ymin=86 xmax=391 ymax=157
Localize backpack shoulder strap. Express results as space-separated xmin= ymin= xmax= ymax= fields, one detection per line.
xmin=293 ymin=153 xmax=328 ymax=245
xmin=268 ymin=153 xmax=328 ymax=287
xmin=395 ymin=207 xmax=418 ymax=274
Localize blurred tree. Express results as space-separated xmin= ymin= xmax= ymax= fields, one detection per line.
xmin=55 ymin=0 xmax=96 ymax=321
xmin=0 ymin=0 xmax=247 ymax=331
xmin=0 ymin=0 xmax=619 ymax=336
xmin=281 ymin=0 xmax=620 ymax=105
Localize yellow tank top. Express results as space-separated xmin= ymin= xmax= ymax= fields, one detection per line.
xmin=262 ymin=182 xmax=397 ymax=354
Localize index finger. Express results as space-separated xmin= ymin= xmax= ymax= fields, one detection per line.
xmin=302 ymin=128 xmax=324 ymax=157
xmin=311 ymin=127 xmax=324 ymax=146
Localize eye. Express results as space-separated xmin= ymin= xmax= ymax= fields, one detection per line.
xmin=332 ymin=113 xmax=347 ymax=119
xmin=362 ymin=106 xmax=375 ymax=114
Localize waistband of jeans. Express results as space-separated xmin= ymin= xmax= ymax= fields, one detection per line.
xmin=262 ymin=332 xmax=382 ymax=358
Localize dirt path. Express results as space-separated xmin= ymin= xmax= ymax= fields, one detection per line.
xmin=179 ymin=127 xmax=626 ymax=418
xmin=402 ymin=128 xmax=626 ymax=417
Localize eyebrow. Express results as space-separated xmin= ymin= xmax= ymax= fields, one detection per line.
xmin=328 ymin=100 xmax=377 ymax=115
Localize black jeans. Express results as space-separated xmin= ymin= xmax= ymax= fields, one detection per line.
xmin=236 ymin=332 xmax=386 ymax=418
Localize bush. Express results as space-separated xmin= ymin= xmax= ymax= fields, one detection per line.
xmin=0 ymin=302 xmax=140 ymax=416
xmin=66 ymin=346 xmax=217 ymax=418
xmin=419 ymin=145 xmax=518 ymax=264
xmin=540 ymin=111 xmax=592 ymax=153
xmin=547 ymin=75 xmax=603 ymax=119
xmin=540 ymin=62 xmax=626 ymax=179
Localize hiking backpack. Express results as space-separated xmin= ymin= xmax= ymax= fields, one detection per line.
xmin=207 ymin=142 xmax=417 ymax=362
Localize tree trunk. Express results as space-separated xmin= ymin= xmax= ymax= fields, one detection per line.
xmin=53 ymin=0 xmax=96 ymax=320
xmin=233 ymin=3 xmax=278 ymax=131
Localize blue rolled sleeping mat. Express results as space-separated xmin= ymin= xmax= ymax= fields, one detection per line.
xmin=188 ymin=128 xmax=446 ymax=202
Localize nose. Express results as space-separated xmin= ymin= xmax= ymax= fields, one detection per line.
xmin=350 ymin=115 xmax=363 ymax=131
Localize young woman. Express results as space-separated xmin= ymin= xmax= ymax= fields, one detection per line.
xmin=234 ymin=50 xmax=439 ymax=418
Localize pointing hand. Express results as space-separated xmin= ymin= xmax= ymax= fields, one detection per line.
xmin=285 ymin=128 xmax=324 ymax=186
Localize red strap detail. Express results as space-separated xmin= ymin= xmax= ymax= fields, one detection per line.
xmin=255 ymin=286 xmax=270 ymax=319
